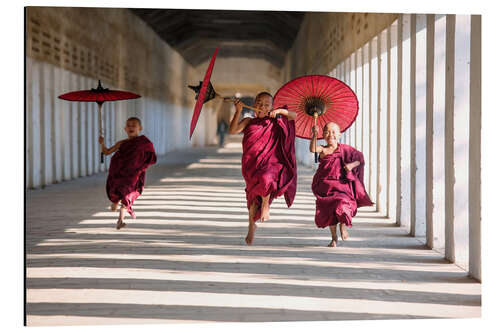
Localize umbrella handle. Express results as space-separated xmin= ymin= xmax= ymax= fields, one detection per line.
xmin=314 ymin=112 xmax=319 ymax=163
xmin=98 ymin=103 xmax=105 ymax=164
xmin=219 ymin=95 xmax=270 ymax=115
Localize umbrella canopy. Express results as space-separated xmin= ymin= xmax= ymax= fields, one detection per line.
xmin=273 ymin=75 xmax=358 ymax=139
xmin=58 ymin=80 xmax=141 ymax=103
xmin=58 ymin=80 xmax=141 ymax=163
xmin=189 ymin=47 xmax=219 ymax=139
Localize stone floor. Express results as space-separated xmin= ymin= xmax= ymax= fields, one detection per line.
xmin=25 ymin=135 xmax=481 ymax=326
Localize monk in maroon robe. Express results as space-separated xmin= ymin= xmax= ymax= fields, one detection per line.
xmin=229 ymin=92 xmax=297 ymax=245
xmin=310 ymin=122 xmax=373 ymax=247
xmin=99 ymin=117 xmax=157 ymax=229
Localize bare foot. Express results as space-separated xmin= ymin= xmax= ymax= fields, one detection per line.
xmin=116 ymin=219 xmax=126 ymax=230
xmin=245 ymin=223 xmax=258 ymax=245
xmin=339 ymin=223 xmax=349 ymax=241
xmin=110 ymin=202 xmax=119 ymax=211
xmin=327 ymin=239 xmax=337 ymax=247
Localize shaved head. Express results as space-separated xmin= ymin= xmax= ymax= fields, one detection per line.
xmin=323 ymin=122 xmax=341 ymax=134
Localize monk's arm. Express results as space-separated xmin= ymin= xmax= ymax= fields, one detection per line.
xmin=309 ymin=128 xmax=323 ymax=153
xmin=344 ymin=160 xmax=361 ymax=172
xmin=100 ymin=139 xmax=124 ymax=155
xmin=229 ymin=101 xmax=251 ymax=134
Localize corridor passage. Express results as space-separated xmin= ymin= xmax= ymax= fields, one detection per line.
xmin=26 ymin=135 xmax=480 ymax=325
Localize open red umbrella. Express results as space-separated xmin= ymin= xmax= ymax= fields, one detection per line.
xmin=188 ymin=47 xmax=266 ymax=139
xmin=58 ymin=80 xmax=141 ymax=163
xmin=273 ymin=75 xmax=358 ymax=162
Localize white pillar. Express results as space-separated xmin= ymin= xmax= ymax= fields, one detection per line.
xmin=433 ymin=15 xmax=447 ymax=251
xmin=379 ymin=28 xmax=389 ymax=217
xmin=26 ymin=58 xmax=33 ymax=188
xmin=363 ymin=43 xmax=370 ymax=195
xmin=30 ymin=60 xmax=42 ymax=188
xmin=444 ymin=14 xmax=456 ymax=262
xmin=452 ymin=14 xmax=471 ymax=268
xmin=410 ymin=14 xmax=417 ymax=236
xmin=53 ymin=66 xmax=63 ymax=183
xmin=370 ymin=37 xmax=379 ymax=208
xmin=345 ymin=56 xmax=352 ymax=146
xmin=400 ymin=14 xmax=412 ymax=230
xmin=39 ymin=62 xmax=47 ymax=187
xmin=468 ymin=14 xmax=481 ymax=281
xmin=45 ymin=63 xmax=56 ymax=185
xmin=349 ymin=52 xmax=359 ymax=147
xmin=426 ymin=14 xmax=436 ymax=248
xmin=389 ymin=19 xmax=399 ymax=221
xmin=70 ymin=72 xmax=78 ymax=179
xmin=356 ymin=49 xmax=363 ymax=151
xmin=414 ymin=14 xmax=427 ymax=237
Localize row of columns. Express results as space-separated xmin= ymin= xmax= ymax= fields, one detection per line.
xmin=330 ymin=14 xmax=481 ymax=280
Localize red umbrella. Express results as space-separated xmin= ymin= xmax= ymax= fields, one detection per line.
xmin=188 ymin=47 xmax=266 ymax=139
xmin=189 ymin=47 xmax=219 ymax=139
xmin=273 ymin=75 xmax=358 ymax=162
xmin=58 ymin=80 xmax=141 ymax=163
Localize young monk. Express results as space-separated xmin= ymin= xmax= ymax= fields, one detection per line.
xmin=99 ymin=117 xmax=157 ymax=230
xmin=310 ymin=122 xmax=373 ymax=247
xmin=229 ymin=92 xmax=297 ymax=245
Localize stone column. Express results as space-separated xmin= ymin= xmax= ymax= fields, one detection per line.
xmin=432 ymin=14 xmax=447 ymax=251
xmin=378 ymin=29 xmax=389 ymax=217
xmin=363 ymin=43 xmax=370 ymax=195
xmin=400 ymin=14 xmax=412 ymax=229
xmin=453 ymin=14 xmax=471 ymax=268
xmin=389 ymin=20 xmax=399 ymax=221
xmin=370 ymin=37 xmax=379 ymax=208
xmin=356 ymin=49 xmax=363 ymax=151
xmin=426 ymin=14 xmax=436 ymax=248
xmin=468 ymin=14 xmax=481 ymax=281
xmin=444 ymin=14 xmax=456 ymax=262
xmin=414 ymin=14 xmax=428 ymax=237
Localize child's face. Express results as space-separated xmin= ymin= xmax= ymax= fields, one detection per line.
xmin=254 ymin=95 xmax=273 ymax=118
xmin=124 ymin=120 xmax=142 ymax=137
xmin=323 ymin=123 xmax=340 ymax=145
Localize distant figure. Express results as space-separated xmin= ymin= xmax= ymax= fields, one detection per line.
xmin=309 ymin=122 xmax=373 ymax=247
xmin=229 ymin=92 xmax=297 ymax=245
xmin=217 ymin=119 xmax=229 ymax=147
xmin=99 ymin=117 xmax=157 ymax=230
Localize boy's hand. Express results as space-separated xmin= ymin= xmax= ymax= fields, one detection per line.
xmin=233 ymin=99 xmax=243 ymax=113
xmin=269 ymin=109 xmax=281 ymax=118
xmin=98 ymin=136 xmax=104 ymax=145
xmin=344 ymin=161 xmax=358 ymax=172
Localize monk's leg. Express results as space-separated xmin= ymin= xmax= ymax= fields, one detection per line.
xmin=339 ymin=222 xmax=349 ymax=241
xmin=116 ymin=205 xmax=127 ymax=230
xmin=327 ymin=224 xmax=338 ymax=247
xmin=245 ymin=203 xmax=258 ymax=245
xmin=260 ymin=194 xmax=271 ymax=222
xmin=110 ymin=201 xmax=119 ymax=212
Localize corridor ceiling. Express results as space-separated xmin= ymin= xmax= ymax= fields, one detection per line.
xmin=130 ymin=9 xmax=305 ymax=68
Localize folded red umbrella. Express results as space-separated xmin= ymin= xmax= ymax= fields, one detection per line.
xmin=273 ymin=75 xmax=358 ymax=162
xmin=188 ymin=47 xmax=266 ymax=139
xmin=189 ymin=48 xmax=219 ymax=139
xmin=58 ymin=80 xmax=141 ymax=163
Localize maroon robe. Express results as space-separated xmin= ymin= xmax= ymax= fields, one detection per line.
xmin=106 ymin=135 xmax=157 ymax=217
xmin=312 ymin=144 xmax=373 ymax=228
xmin=242 ymin=116 xmax=297 ymax=222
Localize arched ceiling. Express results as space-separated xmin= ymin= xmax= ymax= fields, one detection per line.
xmin=130 ymin=9 xmax=305 ymax=68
